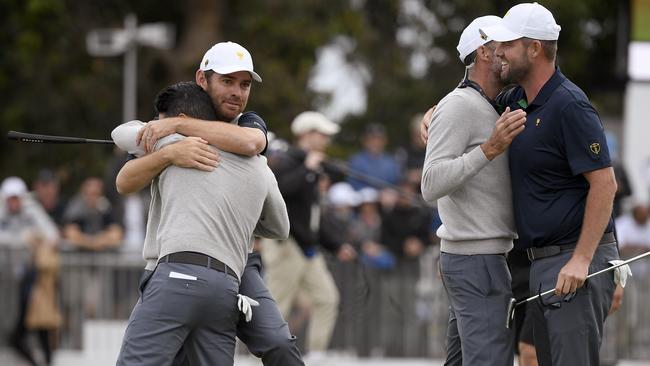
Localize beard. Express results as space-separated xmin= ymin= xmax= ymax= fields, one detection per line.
xmin=500 ymin=55 xmax=531 ymax=85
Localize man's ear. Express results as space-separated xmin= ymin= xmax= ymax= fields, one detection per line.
xmin=528 ymin=40 xmax=541 ymax=59
xmin=479 ymin=45 xmax=492 ymax=61
xmin=196 ymin=69 xmax=208 ymax=88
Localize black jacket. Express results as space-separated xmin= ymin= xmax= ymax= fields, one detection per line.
xmin=270 ymin=147 xmax=342 ymax=256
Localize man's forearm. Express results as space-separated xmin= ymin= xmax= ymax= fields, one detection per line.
xmin=421 ymin=146 xmax=489 ymax=204
xmin=176 ymin=118 xmax=264 ymax=156
xmin=574 ymin=169 xmax=617 ymax=262
xmin=116 ymin=149 xmax=171 ymax=194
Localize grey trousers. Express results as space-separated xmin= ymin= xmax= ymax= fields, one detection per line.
xmin=235 ymin=253 xmax=304 ymax=365
xmin=529 ymin=243 xmax=618 ymax=366
xmin=440 ymin=253 xmax=515 ymax=366
xmin=165 ymin=253 xmax=304 ymax=366
xmin=117 ymin=262 xmax=240 ymax=366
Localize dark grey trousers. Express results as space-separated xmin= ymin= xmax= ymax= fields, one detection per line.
xmin=234 ymin=252 xmax=303 ymax=365
xmin=149 ymin=253 xmax=304 ymax=366
xmin=440 ymin=253 xmax=515 ymax=366
xmin=117 ymin=262 xmax=240 ymax=366
xmin=529 ymin=243 xmax=618 ymax=366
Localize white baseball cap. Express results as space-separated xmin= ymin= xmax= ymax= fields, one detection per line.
xmin=480 ymin=2 xmax=561 ymax=42
xmin=199 ymin=41 xmax=262 ymax=82
xmin=1 ymin=176 xmax=28 ymax=199
xmin=456 ymin=15 xmax=502 ymax=63
xmin=328 ymin=182 xmax=361 ymax=207
xmin=291 ymin=111 xmax=340 ymax=136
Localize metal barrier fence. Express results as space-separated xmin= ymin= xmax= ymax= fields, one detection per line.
xmin=1 ymin=246 xmax=649 ymax=361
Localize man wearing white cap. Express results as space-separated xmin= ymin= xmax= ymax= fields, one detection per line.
xmin=115 ymin=43 xmax=304 ymax=365
xmin=132 ymin=41 xmax=266 ymax=158
xmin=420 ymin=16 xmax=526 ymax=365
xmin=261 ymin=111 xmax=357 ymax=358
xmin=481 ymin=3 xmax=619 ymax=365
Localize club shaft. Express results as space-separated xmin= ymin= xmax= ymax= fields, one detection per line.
xmin=7 ymin=131 xmax=114 ymax=144
xmin=516 ymin=250 xmax=650 ymax=307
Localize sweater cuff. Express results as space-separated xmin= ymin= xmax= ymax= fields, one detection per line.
xmin=465 ymin=145 xmax=490 ymax=174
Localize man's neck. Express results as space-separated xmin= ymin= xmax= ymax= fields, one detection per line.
xmin=468 ymin=68 xmax=501 ymax=100
xmin=521 ymin=61 xmax=555 ymax=104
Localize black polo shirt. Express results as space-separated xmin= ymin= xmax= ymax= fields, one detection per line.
xmin=496 ymin=69 xmax=613 ymax=249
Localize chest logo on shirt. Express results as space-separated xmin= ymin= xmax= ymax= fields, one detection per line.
xmin=535 ymin=118 xmax=541 ymax=127
xmin=590 ymin=143 xmax=601 ymax=154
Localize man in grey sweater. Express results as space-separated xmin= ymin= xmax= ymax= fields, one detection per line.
xmin=116 ymin=81 xmax=289 ymax=366
xmin=115 ymin=42 xmax=303 ymax=366
xmin=421 ymin=16 xmax=526 ymax=366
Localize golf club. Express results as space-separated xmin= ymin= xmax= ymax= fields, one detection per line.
xmin=7 ymin=130 xmax=114 ymax=144
xmin=506 ymin=249 xmax=650 ymax=328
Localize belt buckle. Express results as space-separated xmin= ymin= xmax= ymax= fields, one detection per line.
xmin=526 ymin=248 xmax=535 ymax=262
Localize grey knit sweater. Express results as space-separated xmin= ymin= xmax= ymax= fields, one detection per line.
xmin=145 ymin=150 xmax=289 ymax=279
xmin=421 ymin=87 xmax=516 ymax=255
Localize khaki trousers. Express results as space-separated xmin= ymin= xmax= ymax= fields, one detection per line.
xmin=261 ymin=237 xmax=339 ymax=352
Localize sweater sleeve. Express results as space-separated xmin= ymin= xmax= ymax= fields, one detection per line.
xmin=421 ymin=94 xmax=490 ymax=204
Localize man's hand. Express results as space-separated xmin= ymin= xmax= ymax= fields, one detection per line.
xmin=420 ymin=105 xmax=436 ymax=145
xmin=480 ymin=107 xmax=526 ymax=160
xmin=304 ymin=151 xmax=326 ymax=171
xmin=162 ymin=137 xmax=220 ymax=171
xmin=337 ymin=243 xmax=357 ymax=262
xmin=609 ymin=284 xmax=624 ymax=315
xmin=555 ymin=255 xmax=590 ymax=296
xmin=403 ymin=237 xmax=424 ymax=257
xmin=137 ymin=117 xmax=184 ymax=153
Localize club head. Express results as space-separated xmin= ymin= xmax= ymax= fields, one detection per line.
xmin=506 ymin=297 xmax=516 ymax=329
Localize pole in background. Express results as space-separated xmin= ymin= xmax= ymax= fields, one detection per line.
xmin=86 ymin=14 xmax=175 ymax=122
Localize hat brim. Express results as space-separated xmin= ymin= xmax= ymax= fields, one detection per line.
xmin=292 ymin=123 xmax=340 ymax=136
xmin=203 ymin=65 xmax=262 ymax=82
xmin=318 ymin=124 xmax=340 ymax=136
xmin=480 ymin=24 xmax=522 ymax=42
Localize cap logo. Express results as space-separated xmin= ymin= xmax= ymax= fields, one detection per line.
xmin=590 ymin=143 xmax=600 ymax=154
xmin=236 ymin=51 xmax=245 ymax=60
xmin=480 ymin=30 xmax=488 ymax=40
xmin=204 ymin=59 xmax=209 ymax=67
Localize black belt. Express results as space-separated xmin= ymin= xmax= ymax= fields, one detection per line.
xmin=526 ymin=232 xmax=616 ymax=262
xmin=160 ymin=251 xmax=238 ymax=280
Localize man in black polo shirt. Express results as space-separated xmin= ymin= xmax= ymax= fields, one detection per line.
xmin=482 ymin=3 xmax=619 ymax=365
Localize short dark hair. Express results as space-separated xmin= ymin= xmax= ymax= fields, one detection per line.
xmin=540 ymin=40 xmax=557 ymax=61
xmin=154 ymin=81 xmax=217 ymax=121
xmin=522 ymin=38 xmax=557 ymax=61
xmin=463 ymin=50 xmax=477 ymax=66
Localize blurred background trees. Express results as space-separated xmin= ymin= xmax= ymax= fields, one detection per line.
xmin=0 ymin=0 xmax=627 ymax=193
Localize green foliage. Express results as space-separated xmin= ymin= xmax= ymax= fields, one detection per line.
xmin=1 ymin=0 xmax=625 ymax=191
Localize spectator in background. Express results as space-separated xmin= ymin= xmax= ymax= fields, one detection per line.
xmin=0 ymin=176 xmax=60 ymax=366
xmin=321 ymin=182 xmax=359 ymax=246
xmin=605 ymin=131 xmax=632 ymax=217
xmin=103 ymin=149 xmax=149 ymax=254
xmin=347 ymin=124 xmax=402 ymax=191
xmin=31 ymin=169 xmax=66 ymax=228
xmin=350 ymin=187 xmax=395 ymax=270
xmin=380 ymin=182 xmax=431 ymax=259
xmin=396 ymin=114 xmax=427 ymax=192
xmin=616 ymin=202 xmax=650 ymax=274
xmin=62 ymin=176 xmax=123 ymax=251
xmin=261 ymin=111 xmax=356 ymax=358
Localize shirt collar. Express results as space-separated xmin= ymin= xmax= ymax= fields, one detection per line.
xmin=528 ymin=67 xmax=566 ymax=107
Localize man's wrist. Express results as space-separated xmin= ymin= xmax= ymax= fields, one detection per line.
xmin=159 ymin=145 xmax=175 ymax=166
xmin=572 ymin=245 xmax=594 ymax=264
xmin=480 ymin=142 xmax=498 ymax=161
